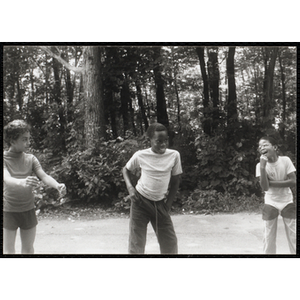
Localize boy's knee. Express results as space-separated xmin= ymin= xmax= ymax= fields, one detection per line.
xmin=4 ymin=247 xmax=16 ymax=254
xmin=262 ymin=204 xmax=279 ymax=220
xmin=281 ymin=203 xmax=296 ymax=219
xmin=21 ymin=246 xmax=34 ymax=254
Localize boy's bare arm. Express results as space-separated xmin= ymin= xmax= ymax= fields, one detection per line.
xmin=4 ymin=168 xmax=39 ymax=188
xmin=35 ymin=168 xmax=66 ymax=195
xmin=166 ymin=174 xmax=181 ymax=210
xmin=259 ymin=157 xmax=269 ymax=191
xmin=122 ymin=167 xmax=137 ymax=198
xmin=269 ymin=172 xmax=296 ymax=188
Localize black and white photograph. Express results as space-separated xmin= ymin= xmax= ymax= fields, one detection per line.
xmin=2 ymin=43 xmax=298 ymax=256
xmin=1 ymin=3 xmax=299 ymax=300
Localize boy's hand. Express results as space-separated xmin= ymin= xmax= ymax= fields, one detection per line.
xmin=165 ymin=202 xmax=172 ymax=212
xmin=57 ymin=183 xmax=67 ymax=196
xmin=260 ymin=155 xmax=268 ymax=167
xmin=128 ymin=186 xmax=138 ymax=201
xmin=23 ymin=176 xmax=40 ymax=188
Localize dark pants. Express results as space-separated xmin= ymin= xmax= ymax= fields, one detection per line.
xmin=128 ymin=192 xmax=178 ymax=254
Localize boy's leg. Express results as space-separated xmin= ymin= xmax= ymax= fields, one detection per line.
xmin=3 ymin=211 xmax=18 ymax=254
xmin=128 ymin=195 xmax=151 ymax=254
xmin=262 ymin=204 xmax=279 ymax=254
xmin=263 ymin=219 xmax=278 ymax=254
xmin=19 ymin=209 xmax=38 ymax=254
xmin=3 ymin=229 xmax=17 ymax=254
xmin=151 ymin=201 xmax=178 ymax=254
xmin=20 ymin=226 xmax=36 ymax=254
xmin=281 ymin=203 xmax=296 ymax=254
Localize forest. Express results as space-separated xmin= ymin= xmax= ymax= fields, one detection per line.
xmin=2 ymin=44 xmax=297 ymax=213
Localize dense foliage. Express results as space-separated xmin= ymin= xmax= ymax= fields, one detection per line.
xmin=3 ymin=45 xmax=297 ymax=213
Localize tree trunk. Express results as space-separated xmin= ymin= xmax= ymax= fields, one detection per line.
xmin=52 ymin=52 xmax=66 ymax=150
xmin=52 ymin=50 xmax=61 ymax=102
xmin=254 ymin=65 xmax=260 ymax=126
xmin=262 ymin=47 xmax=278 ymax=128
xmin=16 ymin=76 xmax=23 ymax=112
xmin=152 ymin=47 xmax=169 ymax=128
xmin=196 ymin=47 xmax=211 ymax=135
xmin=40 ymin=46 xmax=106 ymax=148
xmin=136 ymin=81 xmax=149 ymax=131
xmin=174 ymin=78 xmax=181 ymax=125
xmin=121 ymin=79 xmax=130 ymax=136
xmin=207 ymin=47 xmax=220 ymax=133
xmin=170 ymin=47 xmax=181 ymax=127
xmin=278 ymin=51 xmax=286 ymax=140
xmin=62 ymin=51 xmax=74 ymax=124
xmin=45 ymin=54 xmax=50 ymax=106
xmin=226 ymin=46 xmax=238 ymax=126
xmin=129 ymin=96 xmax=137 ymax=136
xmin=104 ymin=89 xmax=118 ymax=139
xmin=29 ymin=68 xmax=35 ymax=101
xmin=83 ymin=46 xmax=106 ymax=148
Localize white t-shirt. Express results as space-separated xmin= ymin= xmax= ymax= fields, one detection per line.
xmin=256 ymin=156 xmax=296 ymax=209
xmin=126 ymin=148 xmax=183 ymax=201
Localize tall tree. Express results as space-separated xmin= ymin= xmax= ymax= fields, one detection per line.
xmin=120 ymin=78 xmax=130 ymax=136
xmin=226 ymin=46 xmax=238 ymax=127
xmin=207 ymin=47 xmax=220 ymax=133
xmin=196 ymin=46 xmax=211 ymax=135
xmin=51 ymin=48 xmax=66 ymax=150
xmin=41 ymin=46 xmax=106 ymax=148
xmin=262 ymin=47 xmax=278 ymax=128
xmin=82 ymin=46 xmax=106 ymax=147
xmin=152 ymin=47 xmax=169 ymax=128
xmin=103 ymin=46 xmax=122 ymax=139
xmin=170 ymin=47 xmax=181 ymax=126
xmin=278 ymin=49 xmax=286 ymax=140
xmin=135 ymin=80 xmax=149 ymax=132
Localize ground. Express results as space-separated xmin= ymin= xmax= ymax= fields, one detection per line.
xmin=12 ymin=209 xmax=292 ymax=255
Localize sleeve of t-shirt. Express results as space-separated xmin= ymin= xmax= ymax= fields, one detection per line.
xmin=285 ymin=157 xmax=296 ymax=174
xmin=32 ymin=155 xmax=42 ymax=174
xmin=3 ymin=160 xmax=8 ymax=172
xmin=125 ymin=151 xmax=140 ymax=172
xmin=171 ymin=151 xmax=183 ymax=176
xmin=255 ymin=162 xmax=260 ymax=177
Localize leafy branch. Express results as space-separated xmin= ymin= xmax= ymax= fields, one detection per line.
xmin=40 ymin=46 xmax=84 ymax=74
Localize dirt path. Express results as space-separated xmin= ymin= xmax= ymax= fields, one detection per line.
xmin=13 ymin=212 xmax=292 ymax=255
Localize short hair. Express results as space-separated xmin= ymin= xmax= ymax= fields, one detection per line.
xmin=4 ymin=120 xmax=31 ymax=146
xmin=259 ymin=136 xmax=277 ymax=146
xmin=146 ymin=123 xmax=168 ymax=139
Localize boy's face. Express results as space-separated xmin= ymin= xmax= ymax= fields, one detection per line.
xmin=258 ymin=139 xmax=277 ymax=158
xmin=150 ymin=130 xmax=168 ymax=154
xmin=10 ymin=132 xmax=31 ymax=152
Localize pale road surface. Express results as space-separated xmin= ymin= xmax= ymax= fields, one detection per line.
xmin=13 ymin=212 xmax=293 ymax=255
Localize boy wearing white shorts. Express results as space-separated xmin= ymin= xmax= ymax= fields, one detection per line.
xmin=256 ymin=136 xmax=296 ymax=254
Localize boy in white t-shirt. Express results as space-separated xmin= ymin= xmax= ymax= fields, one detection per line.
xmin=256 ymin=136 xmax=296 ymax=254
xmin=122 ymin=123 xmax=182 ymax=254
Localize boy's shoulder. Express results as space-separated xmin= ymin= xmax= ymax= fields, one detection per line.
xmin=137 ymin=148 xmax=180 ymax=155
xmin=279 ymin=156 xmax=294 ymax=164
xmin=133 ymin=148 xmax=180 ymax=158
xmin=279 ymin=156 xmax=291 ymax=162
xmin=165 ymin=148 xmax=179 ymax=154
xmin=134 ymin=148 xmax=151 ymax=156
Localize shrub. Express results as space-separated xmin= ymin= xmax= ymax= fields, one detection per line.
xmin=194 ymin=133 xmax=261 ymax=196
xmin=49 ymin=138 xmax=143 ymax=205
xmin=181 ymin=189 xmax=262 ymax=213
